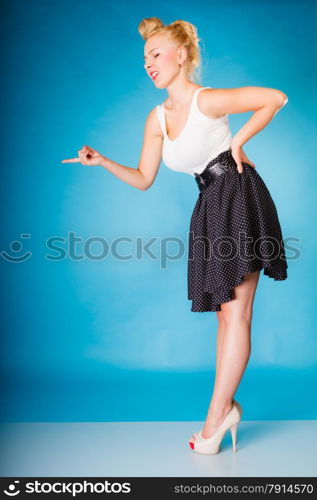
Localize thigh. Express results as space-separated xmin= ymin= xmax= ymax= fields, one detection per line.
xmin=220 ymin=270 xmax=261 ymax=322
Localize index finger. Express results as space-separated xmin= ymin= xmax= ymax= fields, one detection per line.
xmin=61 ymin=158 xmax=81 ymax=163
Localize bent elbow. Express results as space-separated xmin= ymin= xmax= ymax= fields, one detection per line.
xmin=276 ymin=91 xmax=288 ymax=108
xmin=141 ymin=178 xmax=154 ymax=191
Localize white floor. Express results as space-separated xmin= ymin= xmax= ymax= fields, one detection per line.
xmin=0 ymin=420 xmax=316 ymax=477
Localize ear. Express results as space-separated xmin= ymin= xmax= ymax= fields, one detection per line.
xmin=177 ymin=45 xmax=187 ymax=65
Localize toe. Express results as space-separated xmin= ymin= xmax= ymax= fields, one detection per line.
xmin=189 ymin=432 xmax=197 ymax=443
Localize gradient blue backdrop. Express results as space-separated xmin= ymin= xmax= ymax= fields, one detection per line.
xmin=1 ymin=0 xmax=316 ymax=422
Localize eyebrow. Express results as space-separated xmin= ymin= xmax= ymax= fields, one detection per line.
xmin=144 ymin=48 xmax=159 ymax=60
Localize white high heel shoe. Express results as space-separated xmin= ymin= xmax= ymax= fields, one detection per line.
xmin=189 ymin=399 xmax=242 ymax=455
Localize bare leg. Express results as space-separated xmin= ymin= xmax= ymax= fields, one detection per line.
xmin=215 ymin=310 xmax=226 ymax=379
xmin=191 ymin=270 xmax=260 ymax=442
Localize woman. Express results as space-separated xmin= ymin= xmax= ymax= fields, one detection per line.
xmin=62 ymin=17 xmax=288 ymax=455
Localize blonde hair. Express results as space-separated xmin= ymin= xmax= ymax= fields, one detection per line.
xmin=138 ymin=17 xmax=203 ymax=82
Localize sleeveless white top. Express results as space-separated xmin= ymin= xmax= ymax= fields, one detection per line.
xmin=156 ymin=86 xmax=232 ymax=176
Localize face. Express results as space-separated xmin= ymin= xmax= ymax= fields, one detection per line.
xmin=143 ymin=34 xmax=186 ymax=88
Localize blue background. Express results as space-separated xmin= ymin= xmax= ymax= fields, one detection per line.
xmin=1 ymin=0 xmax=316 ymax=422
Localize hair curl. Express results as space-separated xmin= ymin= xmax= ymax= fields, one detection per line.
xmin=138 ymin=17 xmax=203 ymax=82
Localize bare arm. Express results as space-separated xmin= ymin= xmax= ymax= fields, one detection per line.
xmin=101 ymin=107 xmax=163 ymax=191
xmin=200 ymin=86 xmax=288 ymax=147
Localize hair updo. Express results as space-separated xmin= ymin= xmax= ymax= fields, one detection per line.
xmin=138 ymin=17 xmax=203 ymax=82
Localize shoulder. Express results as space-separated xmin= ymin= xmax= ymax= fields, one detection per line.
xmin=197 ymin=87 xmax=227 ymax=119
xmin=144 ymin=105 xmax=163 ymax=138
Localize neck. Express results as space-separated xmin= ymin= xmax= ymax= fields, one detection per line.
xmin=164 ymin=81 xmax=200 ymax=109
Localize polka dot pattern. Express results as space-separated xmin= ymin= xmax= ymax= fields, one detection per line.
xmin=187 ymin=148 xmax=288 ymax=312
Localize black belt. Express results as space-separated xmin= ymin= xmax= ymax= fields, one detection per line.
xmin=194 ymin=148 xmax=237 ymax=192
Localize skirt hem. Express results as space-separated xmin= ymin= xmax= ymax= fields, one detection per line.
xmin=189 ymin=261 xmax=287 ymax=313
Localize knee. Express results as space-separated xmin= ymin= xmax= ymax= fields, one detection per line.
xmin=216 ymin=310 xmax=226 ymax=328
xmin=220 ymin=306 xmax=253 ymax=327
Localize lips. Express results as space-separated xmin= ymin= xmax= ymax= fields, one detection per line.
xmin=150 ymin=71 xmax=159 ymax=80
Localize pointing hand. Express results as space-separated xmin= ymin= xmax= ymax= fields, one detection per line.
xmin=61 ymin=145 xmax=106 ymax=167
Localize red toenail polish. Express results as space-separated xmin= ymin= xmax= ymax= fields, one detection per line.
xmin=189 ymin=442 xmax=194 ymax=449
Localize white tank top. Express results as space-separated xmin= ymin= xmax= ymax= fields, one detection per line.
xmin=156 ymin=86 xmax=232 ymax=176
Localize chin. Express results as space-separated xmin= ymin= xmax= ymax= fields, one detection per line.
xmin=155 ymin=80 xmax=166 ymax=89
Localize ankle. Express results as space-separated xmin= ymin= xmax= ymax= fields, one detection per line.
xmin=208 ymin=400 xmax=234 ymax=423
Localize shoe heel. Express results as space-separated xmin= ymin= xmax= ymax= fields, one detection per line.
xmin=230 ymin=422 xmax=238 ymax=452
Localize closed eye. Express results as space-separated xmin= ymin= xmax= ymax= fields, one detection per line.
xmin=144 ymin=53 xmax=160 ymax=63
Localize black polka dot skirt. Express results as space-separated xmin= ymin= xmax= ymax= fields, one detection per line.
xmin=187 ymin=148 xmax=288 ymax=312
